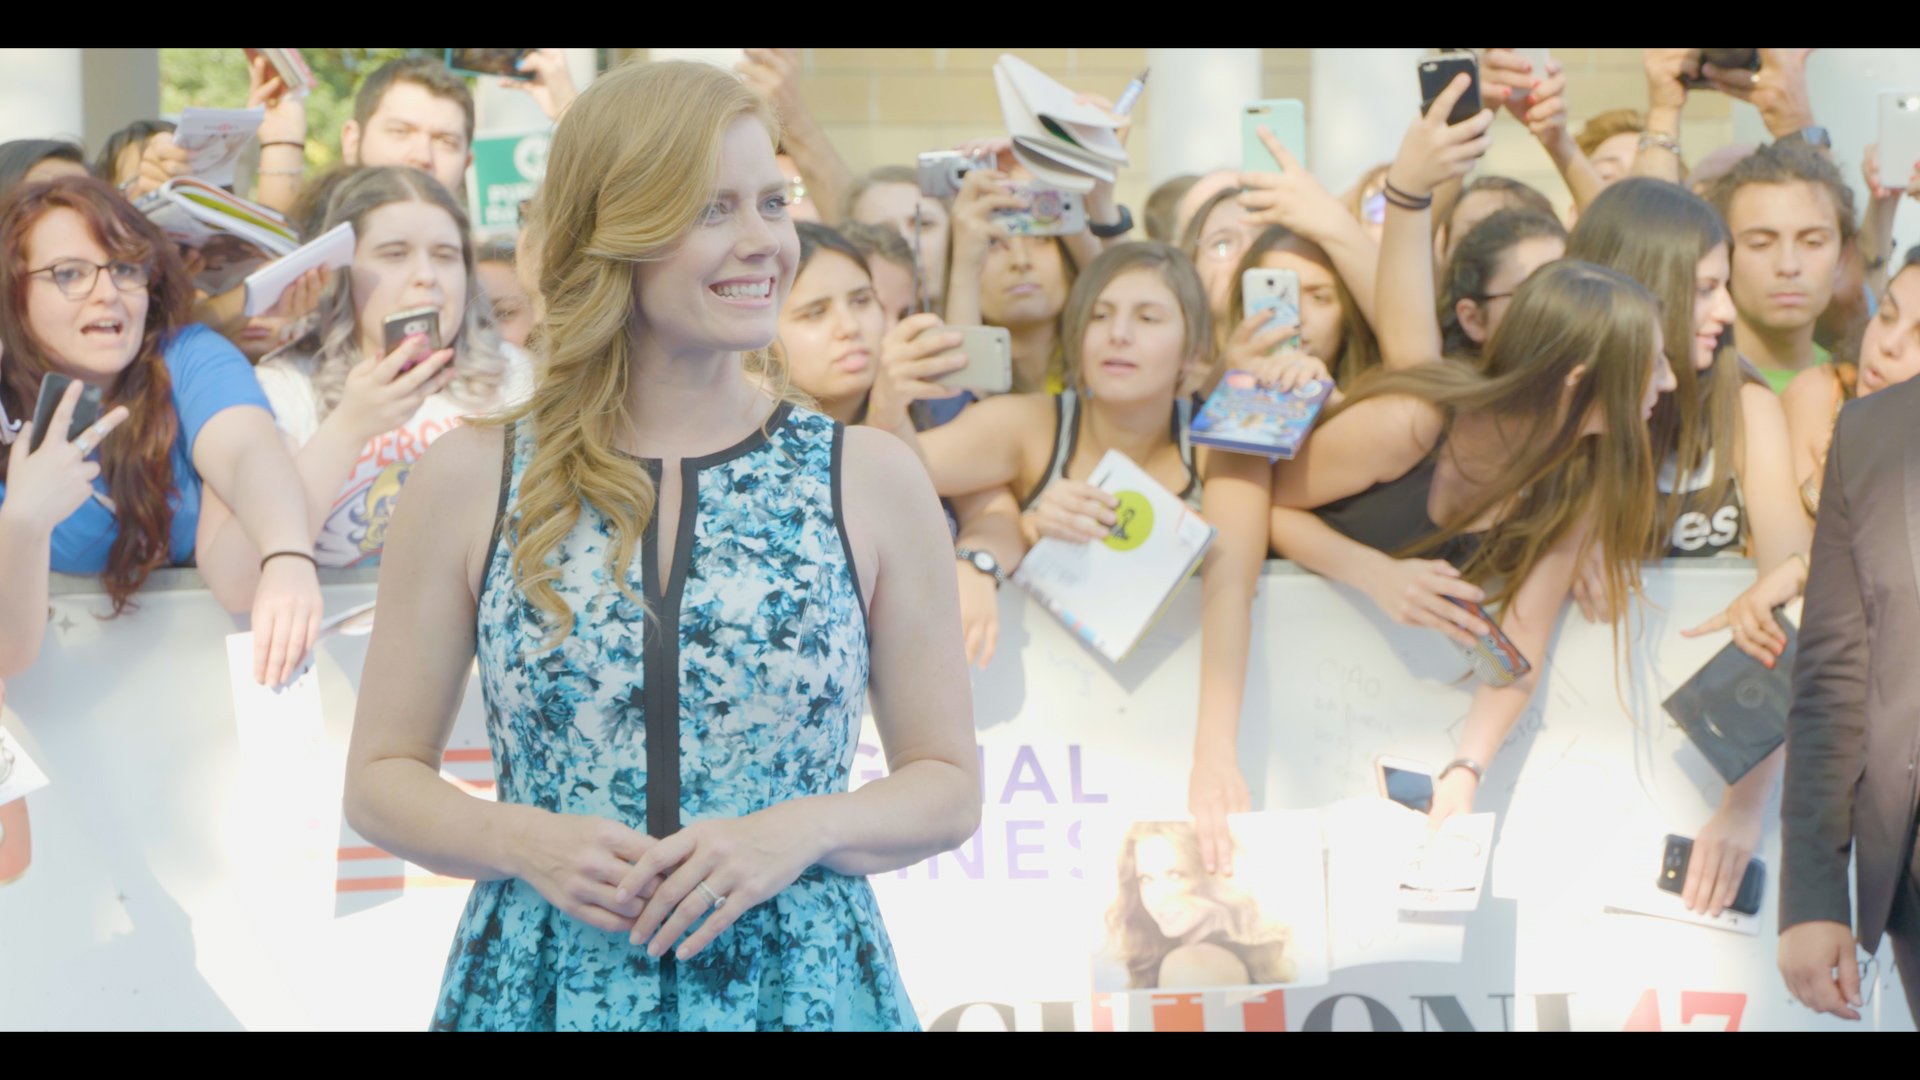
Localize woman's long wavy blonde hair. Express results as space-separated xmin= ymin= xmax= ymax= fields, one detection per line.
xmin=492 ymin=61 xmax=790 ymax=643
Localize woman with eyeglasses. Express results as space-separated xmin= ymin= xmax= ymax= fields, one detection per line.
xmin=1185 ymin=129 xmax=1382 ymax=398
xmin=0 ymin=176 xmax=322 ymax=686
xmin=1372 ymin=80 xmax=1565 ymax=370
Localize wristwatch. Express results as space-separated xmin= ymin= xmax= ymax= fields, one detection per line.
xmin=1089 ymin=204 xmax=1134 ymax=239
xmin=956 ymin=547 xmax=1006 ymax=587
xmin=1779 ymin=126 xmax=1832 ymax=151
xmin=1438 ymin=757 xmax=1484 ymax=784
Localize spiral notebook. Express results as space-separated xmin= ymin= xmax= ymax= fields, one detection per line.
xmin=1012 ymin=450 xmax=1214 ymax=663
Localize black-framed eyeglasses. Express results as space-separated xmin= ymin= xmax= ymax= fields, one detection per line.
xmin=28 ymin=258 xmax=150 ymax=300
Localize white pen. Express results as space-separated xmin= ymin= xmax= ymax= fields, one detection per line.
xmin=1114 ymin=68 xmax=1149 ymax=118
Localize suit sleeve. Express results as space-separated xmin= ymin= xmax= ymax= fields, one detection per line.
xmin=1780 ymin=409 xmax=1872 ymax=932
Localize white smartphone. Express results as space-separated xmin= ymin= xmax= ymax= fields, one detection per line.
xmin=1879 ymin=90 xmax=1920 ymax=195
xmin=992 ymin=183 xmax=1087 ymax=238
xmin=935 ymin=326 xmax=1014 ymax=395
xmin=1376 ymin=755 xmax=1436 ymax=814
xmin=1240 ymin=266 xmax=1301 ymax=352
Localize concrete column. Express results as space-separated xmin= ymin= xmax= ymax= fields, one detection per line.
xmin=0 ymin=48 xmax=84 ymax=146
xmin=1309 ymin=48 xmax=1425 ymax=198
xmin=1146 ymin=48 xmax=1261 ymax=186
xmin=81 ymin=49 xmax=160 ymax=158
xmin=1730 ymin=49 xmax=1920 ymax=256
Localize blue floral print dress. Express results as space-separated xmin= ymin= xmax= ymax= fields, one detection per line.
xmin=432 ymin=402 xmax=917 ymax=1031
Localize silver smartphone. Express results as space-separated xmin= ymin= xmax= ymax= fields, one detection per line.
xmin=1880 ymin=91 xmax=1920 ymax=195
xmin=935 ymin=326 xmax=1013 ymax=395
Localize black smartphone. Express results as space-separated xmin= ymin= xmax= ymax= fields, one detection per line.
xmin=445 ymin=49 xmax=534 ymax=81
xmin=1657 ymin=834 xmax=1766 ymax=916
xmin=1419 ymin=51 xmax=1481 ymax=126
xmin=383 ymin=306 xmax=442 ymax=371
xmin=28 ymin=373 xmax=104 ymax=453
xmin=1685 ymin=48 xmax=1759 ymax=90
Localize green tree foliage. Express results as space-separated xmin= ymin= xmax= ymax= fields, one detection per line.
xmin=159 ymin=48 xmax=418 ymax=173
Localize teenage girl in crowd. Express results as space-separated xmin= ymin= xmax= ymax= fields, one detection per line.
xmin=195 ymin=166 xmax=524 ymax=573
xmin=1183 ymin=131 xmax=1383 ymax=396
xmin=1372 ymin=86 xmax=1567 ymax=369
xmin=0 ymin=176 xmax=321 ymax=686
xmin=1192 ymin=258 xmax=1674 ymax=873
xmin=1783 ymin=247 xmax=1920 ymax=517
xmin=1566 ymin=177 xmax=1811 ymax=918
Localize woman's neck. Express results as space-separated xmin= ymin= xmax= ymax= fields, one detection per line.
xmin=1081 ymin=391 xmax=1173 ymax=468
xmin=621 ymin=333 xmax=770 ymax=459
xmin=1008 ymin=319 xmax=1060 ymax=393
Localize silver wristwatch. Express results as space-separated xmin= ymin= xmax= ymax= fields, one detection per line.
xmin=955 ymin=547 xmax=1005 ymax=588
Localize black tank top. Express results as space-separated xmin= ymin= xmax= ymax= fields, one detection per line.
xmin=1656 ymin=447 xmax=1746 ymax=558
xmin=1021 ymin=392 xmax=1203 ymax=511
xmin=1310 ymin=439 xmax=1483 ymax=567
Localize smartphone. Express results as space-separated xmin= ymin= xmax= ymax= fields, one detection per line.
xmin=917 ymin=150 xmax=995 ymax=200
xmin=1419 ymin=51 xmax=1481 ymax=126
xmin=1658 ymin=834 xmax=1765 ymax=916
xmin=935 ymin=326 xmax=1013 ymax=395
xmin=28 ymin=373 xmax=104 ymax=453
xmin=1240 ymin=267 xmax=1301 ymax=352
xmin=993 ymin=184 xmax=1086 ymax=237
xmin=1686 ymin=49 xmax=1760 ymax=90
xmin=1241 ymin=99 xmax=1307 ymax=174
xmin=445 ymin=49 xmax=534 ymax=81
xmin=1515 ymin=48 xmax=1552 ymax=70
xmin=383 ymin=306 xmax=442 ymax=370
xmin=1446 ymin=596 xmax=1533 ymax=688
xmin=1376 ymin=756 xmax=1436 ymax=814
xmin=1880 ymin=91 xmax=1920 ymax=194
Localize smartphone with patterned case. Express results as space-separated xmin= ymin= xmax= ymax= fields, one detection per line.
xmin=1241 ymin=267 xmax=1302 ymax=352
xmin=993 ymin=184 xmax=1086 ymax=237
xmin=1447 ymin=596 xmax=1532 ymax=687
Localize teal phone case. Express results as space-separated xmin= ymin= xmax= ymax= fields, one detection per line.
xmin=1242 ymin=99 xmax=1307 ymax=174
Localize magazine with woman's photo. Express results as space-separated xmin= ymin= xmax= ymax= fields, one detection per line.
xmin=1091 ymin=812 xmax=1330 ymax=994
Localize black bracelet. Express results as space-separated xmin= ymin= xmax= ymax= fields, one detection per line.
xmin=1089 ymin=204 xmax=1134 ymax=239
xmin=260 ymin=140 xmax=306 ymax=151
xmin=261 ymin=550 xmax=318 ymax=571
xmin=1381 ymin=179 xmax=1433 ymax=209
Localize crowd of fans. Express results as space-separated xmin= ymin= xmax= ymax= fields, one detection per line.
xmin=4 ymin=46 xmax=1918 ymax=927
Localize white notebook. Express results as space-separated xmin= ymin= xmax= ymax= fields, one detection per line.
xmin=1013 ymin=449 xmax=1214 ymax=663
xmin=244 ymin=222 xmax=354 ymax=316
xmin=993 ymin=54 xmax=1130 ymax=194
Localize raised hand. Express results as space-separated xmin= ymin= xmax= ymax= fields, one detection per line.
xmin=500 ymin=49 xmax=580 ymax=123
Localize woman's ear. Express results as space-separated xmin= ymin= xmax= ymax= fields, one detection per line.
xmin=1456 ymin=297 xmax=1488 ymax=345
xmin=1564 ymin=362 xmax=1589 ymax=389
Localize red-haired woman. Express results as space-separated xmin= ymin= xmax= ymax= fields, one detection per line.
xmin=0 ymin=176 xmax=321 ymax=685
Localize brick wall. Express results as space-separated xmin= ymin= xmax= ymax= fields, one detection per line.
xmin=638 ymin=48 xmax=1737 ymax=229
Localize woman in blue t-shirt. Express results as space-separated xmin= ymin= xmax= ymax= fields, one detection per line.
xmin=0 ymin=176 xmax=321 ymax=685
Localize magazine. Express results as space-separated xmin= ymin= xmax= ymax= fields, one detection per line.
xmin=139 ymin=178 xmax=299 ymax=296
xmin=174 ymin=106 xmax=266 ymax=189
xmin=1012 ymin=450 xmax=1215 ymax=663
xmin=993 ymin=54 xmax=1130 ymax=194
xmin=1188 ymin=371 xmax=1333 ymax=459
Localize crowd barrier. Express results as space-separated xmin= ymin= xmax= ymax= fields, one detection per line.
xmin=0 ymin=562 xmax=1908 ymax=1031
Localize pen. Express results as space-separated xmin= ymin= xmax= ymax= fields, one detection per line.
xmin=1114 ymin=68 xmax=1149 ymax=118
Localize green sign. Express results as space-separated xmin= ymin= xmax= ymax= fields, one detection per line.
xmin=468 ymin=128 xmax=550 ymax=236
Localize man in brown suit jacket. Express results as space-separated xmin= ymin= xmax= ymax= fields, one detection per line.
xmin=1780 ymin=370 xmax=1920 ymax=1023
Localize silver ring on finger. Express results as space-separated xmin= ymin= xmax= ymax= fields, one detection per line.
xmin=696 ymin=880 xmax=727 ymax=909
xmin=72 ymin=435 xmax=95 ymax=456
